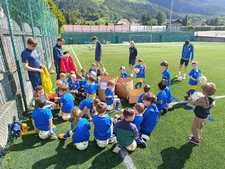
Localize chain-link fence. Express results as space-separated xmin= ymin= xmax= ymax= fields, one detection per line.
xmin=0 ymin=0 xmax=58 ymax=148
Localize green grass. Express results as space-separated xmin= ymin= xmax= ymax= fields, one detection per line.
xmin=2 ymin=42 xmax=225 ymax=169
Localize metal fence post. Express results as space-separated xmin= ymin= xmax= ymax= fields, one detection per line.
xmin=4 ymin=0 xmax=28 ymax=112
xmin=28 ymin=0 xmax=35 ymax=37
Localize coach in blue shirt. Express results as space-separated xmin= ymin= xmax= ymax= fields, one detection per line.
xmin=92 ymin=36 xmax=102 ymax=66
xmin=53 ymin=38 xmax=64 ymax=79
xmin=178 ymin=40 xmax=194 ymax=79
xmin=21 ymin=38 xmax=42 ymax=90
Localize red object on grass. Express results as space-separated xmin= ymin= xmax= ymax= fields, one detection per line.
xmin=60 ymin=56 xmax=77 ymax=73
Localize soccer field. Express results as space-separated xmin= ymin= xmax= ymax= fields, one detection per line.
xmin=2 ymin=42 xmax=225 ymax=169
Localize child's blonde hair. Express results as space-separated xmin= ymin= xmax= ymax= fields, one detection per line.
xmin=71 ymin=108 xmax=82 ymax=121
xmin=107 ymin=80 xmax=115 ymax=87
xmin=60 ymin=73 xmax=66 ymax=79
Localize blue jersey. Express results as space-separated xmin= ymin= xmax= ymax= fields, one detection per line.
xmin=141 ymin=104 xmax=160 ymax=135
xmin=132 ymin=115 xmax=143 ymax=132
xmin=105 ymin=88 xmax=114 ymax=105
xmin=79 ymin=78 xmax=87 ymax=87
xmin=120 ymin=72 xmax=129 ymax=78
xmin=182 ymin=44 xmax=194 ymax=61
xmin=79 ymin=98 xmax=93 ymax=112
xmin=93 ymin=114 xmax=112 ymax=140
xmin=32 ymin=107 xmax=52 ymax=131
xmin=189 ymin=69 xmax=201 ymax=86
xmin=53 ymin=44 xmax=63 ymax=63
xmin=165 ymin=87 xmax=172 ymax=103
xmin=89 ymin=67 xmax=97 ymax=73
xmin=72 ymin=118 xmax=90 ymax=143
xmin=135 ymin=65 xmax=145 ymax=78
xmin=60 ymin=93 xmax=74 ymax=113
xmin=21 ymin=48 xmax=41 ymax=69
xmin=84 ymin=82 xmax=99 ymax=95
xmin=68 ymin=80 xmax=80 ymax=90
xmin=162 ymin=69 xmax=171 ymax=86
xmin=157 ymin=90 xmax=168 ymax=111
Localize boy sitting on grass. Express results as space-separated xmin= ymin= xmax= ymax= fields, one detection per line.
xmin=113 ymin=108 xmax=139 ymax=153
xmin=137 ymin=84 xmax=151 ymax=103
xmin=32 ymin=99 xmax=57 ymax=140
xmin=57 ymin=86 xmax=75 ymax=121
xmin=93 ymin=102 xmax=113 ymax=148
xmin=157 ymin=80 xmax=168 ymax=115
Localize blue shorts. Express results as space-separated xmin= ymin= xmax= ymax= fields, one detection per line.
xmin=61 ymin=105 xmax=74 ymax=113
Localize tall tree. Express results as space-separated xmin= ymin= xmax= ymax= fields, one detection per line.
xmin=156 ymin=11 xmax=166 ymax=25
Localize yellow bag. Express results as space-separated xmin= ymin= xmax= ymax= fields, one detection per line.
xmin=41 ymin=66 xmax=53 ymax=95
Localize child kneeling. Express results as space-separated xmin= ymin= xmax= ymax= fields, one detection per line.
xmin=32 ymin=99 xmax=57 ymax=140
xmin=93 ymin=102 xmax=113 ymax=148
xmin=113 ymin=108 xmax=139 ymax=153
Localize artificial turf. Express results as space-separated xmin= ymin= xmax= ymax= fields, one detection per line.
xmin=1 ymin=42 xmax=225 ymax=169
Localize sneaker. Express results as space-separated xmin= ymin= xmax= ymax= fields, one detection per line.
xmin=141 ymin=134 xmax=150 ymax=141
xmin=189 ymin=137 xmax=200 ymax=145
xmin=113 ymin=144 xmax=122 ymax=154
xmin=109 ymin=136 xmax=117 ymax=144
xmin=137 ymin=139 xmax=147 ymax=148
xmin=183 ymin=74 xmax=186 ymax=80
xmin=50 ymin=133 xmax=58 ymax=140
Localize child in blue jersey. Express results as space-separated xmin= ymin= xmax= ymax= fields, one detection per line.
xmin=32 ymin=99 xmax=57 ymax=140
xmin=84 ymin=75 xmax=99 ymax=99
xmin=79 ymin=98 xmax=100 ymax=121
xmin=89 ymin=63 xmax=98 ymax=74
xmin=58 ymin=108 xmax=90 ymax=150
xmin=137 ymin=84 xmax=151 ymax=103
xmin=185 ymin=61 xmax=202 ymax=99
xmin=160 ymin=61 xmax=171 ymax=87
xmin=57 ymin=86 xmax=75 ymax=121
xmin=59 ymin=73 xmax=68 ymax=87
xmin=141 ymin=94 xmax=160 ymax=141
xmin=93 ymin=102 xmax=113 ymax=148
xmin=68 ymin=74 xmax=80 ymax=93
xmin=105 ymin=80 xmax=115 ymax=110
xmin=157 ymin=80 xmax=168 ymax=115
xmin=119 ymin=66 xmax=129 ymax=78
xmin=113 ymin=108 xmax=139 ymax=153
xmin=134 ymin=59 xmax=146 ymax=88
xmin=132 ymin=103 xmax=147 ymax=148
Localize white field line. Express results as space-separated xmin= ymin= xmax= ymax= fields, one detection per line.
xmin=70 ymin=47 xmax=83 ymax=70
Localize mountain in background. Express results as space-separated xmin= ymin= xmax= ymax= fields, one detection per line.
xmin=54 ymin=0 xmax=225 ymax=25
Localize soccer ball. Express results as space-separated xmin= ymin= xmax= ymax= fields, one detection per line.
xmin=190 ymin=92 xmax=204 ymax=102
xmin=134 ymin=68 xmax=140 ymax=74
xmin=199 ymin=75 xmax=208 ymax=84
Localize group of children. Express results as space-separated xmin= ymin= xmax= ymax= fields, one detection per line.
xmin=31 ymin=57 xmax=216 ymax=154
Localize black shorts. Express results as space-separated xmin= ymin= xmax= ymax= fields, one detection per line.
xmin=129 ymin=58 xmax=136 ymax=65
xmin=194 ymin=110 xmax=209 ymax=119
xmin=180 ymin=59 xmax=189 ymax=66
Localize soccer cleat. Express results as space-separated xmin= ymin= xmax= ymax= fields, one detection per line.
xmin=50 ymin=133 xmax=58 ymax=140
xmin=189 ymin=137 xmax=200 ymax=145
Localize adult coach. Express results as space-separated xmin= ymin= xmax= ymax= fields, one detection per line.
xmin=53 ymin=37 xmax=64 ymax=79
xmin=129 ymin=41 xmax=138 ymax=75
xmin=21 ymin=38 xmax=43 ymax=90
xmin=178 ymin=40 xmax=194 ymax=79
xmin=92 ymin=36 xmax=102 ymax=66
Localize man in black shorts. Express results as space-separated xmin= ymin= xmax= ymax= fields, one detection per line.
xmin=178 ymin=40 xmax=194 ymax=80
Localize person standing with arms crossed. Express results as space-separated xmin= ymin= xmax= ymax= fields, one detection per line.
xmin=129 ymin=41 xmax=138 ymax=77
xmin=92 ymin=36 xmax=102 ymax=67
xmin=178 ymin=40 xmax=194 ymax=80
xmin=21 ymin=38 xmax=43 ymax=90
xmin=53 ymin=37 xmax=64 ymax=79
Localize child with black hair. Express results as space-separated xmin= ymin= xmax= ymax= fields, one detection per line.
xmin=157 ymin=80 xmax=168 ymax=115
xmin=141 ymin=94 xmax=160 ymax=141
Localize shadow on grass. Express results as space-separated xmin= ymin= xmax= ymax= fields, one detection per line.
xmin=9 ymin=133 xmax=50 ymax=151
xmin=88 ymin=148 xmax=123 ymax=169
xmin=158 ymin=142 xmax=196 ymax=169
xmin=31 ymin=141 xmax=107 ymax=169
